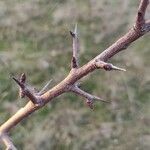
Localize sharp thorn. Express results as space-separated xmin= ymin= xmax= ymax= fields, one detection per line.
xmin=39 ymin=79 xmax=53 ymax=95
xmin=111 ymin=65 xmax=126 ymax=71
xmin=20 ymin=73 xmax=26 ymax=83
xmin=12 ymin=77 xmax=24 ymax=88
xmin=74 ymin=23 xmax=78 ymax=35
xmin=93 ymin=95 xmax=103 ymax=101
xmin=93 ymin=96 xmax=110 ymax=103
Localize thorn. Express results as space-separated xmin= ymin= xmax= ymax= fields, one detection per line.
xmin=20 ymin=73 xmax=26 ymax=83
xmin=39 ymin=79 xmax=53 ymax=95
xmin=103 ymin=63 xmax=126 ymax=72
xmin=95 ymin=97 xmax=111 ymax=103
xmin=93 ymin=95 xmax=109 ymax=103
xmin=74 ymin=23 xmax=78 ymax=35
xmin=110 ymin=64 xmax=126 ymax=71
xmin=12 ymin=76 xmax=25 ymax=98
xmin=93 ymin=95 xmax=103 ymax=101
xmin=12 ymin=77 xmax=24 ymax=88
xmin=70 ymin=23 xmax=78 ymax=38
xmin=95 ymin=61 xmax=126 ymax=72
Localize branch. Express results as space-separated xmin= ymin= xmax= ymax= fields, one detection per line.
xmin=70 ymin=23 xmax=79 ymax=68
xmin=0 ymin=133 xmax=17 ymax=150
xmin=135 ymin=0 xmax=149 ymax=30
xmin=95 ymin=0 xmax=150 ymax=62
xmin=68 ymin=84 xmax=109 ymax=109
xmin=0 ymin=0 xmax=149 ymax=148
xmin=12 ymin=74 xmax=43 ymax=106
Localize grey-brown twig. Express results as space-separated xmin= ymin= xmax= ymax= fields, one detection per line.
xmin=70 ymin=24 xmax=79 ymax=68
xmin=135 ymin=0 xmax=149 ymax=30
xmin=0 ymin=0 xmax=149 ymax=149
xmin=0 ymin=133 xmax=17 ymax=150
xmin=12 ymin=75 xmax=43 ymax=106
xmin=68 ymin=84 xmax=108 ymax=109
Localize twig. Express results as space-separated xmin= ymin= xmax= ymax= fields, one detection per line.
xmin=12 ymin=76 xmax=41 ymax=105
xmin=68 ymin=84 xmax=109 ymax=109
xmin=135 ymin=0 xmax=149 ymax=30
xmin=70 ymin=23 xmax=79 ymax=68
xmin=0 ymin=0 xmax=149 ymax=148
xmin=0 ymin=133 xmax=17 ymax=150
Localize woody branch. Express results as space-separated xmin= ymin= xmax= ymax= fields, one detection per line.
xmin=0 ymin=0 xmax=149 ymax=149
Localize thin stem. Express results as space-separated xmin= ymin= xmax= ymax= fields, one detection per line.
xmin=38 ymin=79 xmax=52 ymax=95
xmin=1 ymin=134 xmax=17 ymax=150
xmin=70 ymin=24 xmax=79 ymax=68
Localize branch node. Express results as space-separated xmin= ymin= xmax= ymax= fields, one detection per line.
xmin=12 ymin=74 xmax=27 ymax=98
xmin=95 ymin=61 xmax=126 ymax=72
xmin=105 ymin=64 xmax=126 ymax=72
xmin=69 ymin=85 xmax=109 ymax=109
xmin=35 ymin=98 xmax=45 ymax=107
xmin=12 ymin=75 xmax=41 ymax=105
xmin=71 ymin=57 xmax=78 ymax=68
xmin=70 ymin=31 xmax=75 ymax=38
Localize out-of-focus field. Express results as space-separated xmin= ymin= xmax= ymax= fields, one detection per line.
xmin=0 ymin=0 xmax=150 ymax=149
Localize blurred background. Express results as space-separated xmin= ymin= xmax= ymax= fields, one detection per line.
xmin=0 ymin=0 xmax=150 ymax=149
